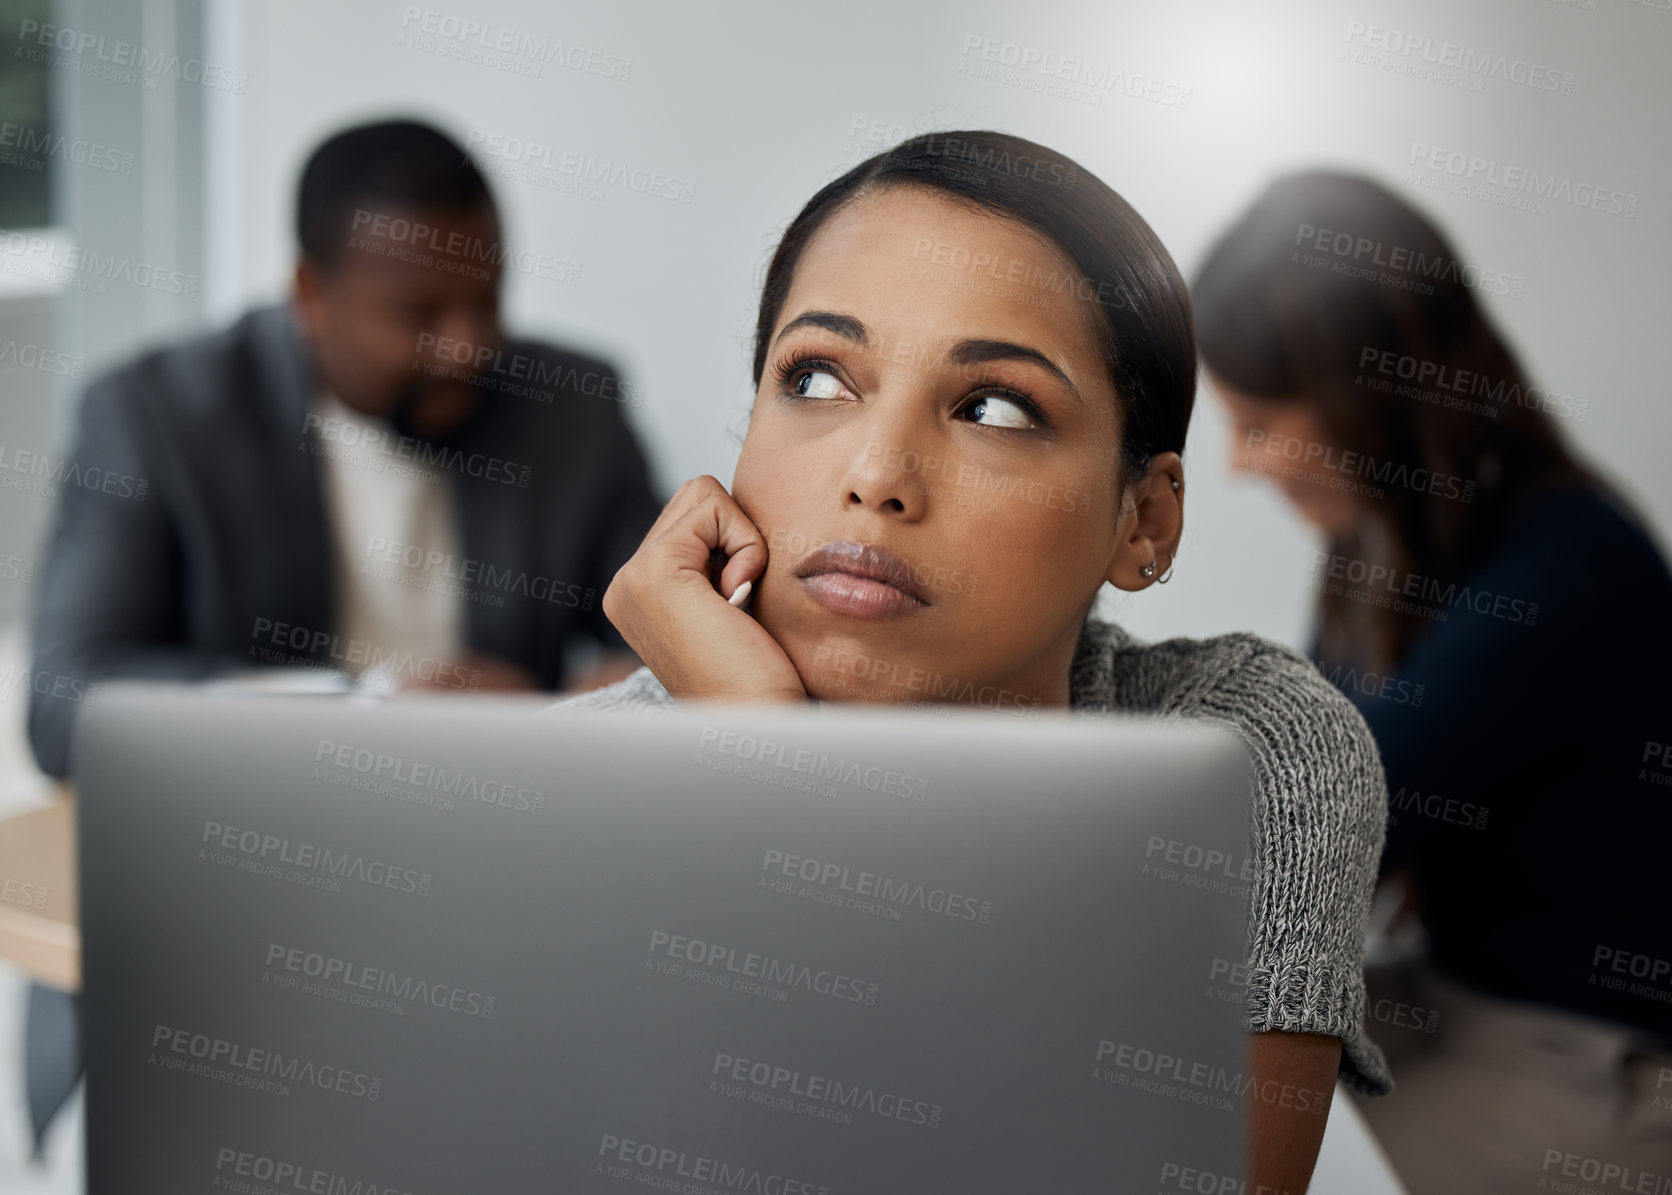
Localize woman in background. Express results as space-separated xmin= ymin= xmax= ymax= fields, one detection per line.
xmin=1193 ymin=172 xmax=1672 ymax=1193
xmin=553 ymin=131 xmax=1392 ymax=1190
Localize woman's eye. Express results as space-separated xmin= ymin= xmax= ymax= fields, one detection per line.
xmin=794 ymin=368 xmax=848 ymax=400
xmin=965 ymin=394 xmax=1034 ymax=430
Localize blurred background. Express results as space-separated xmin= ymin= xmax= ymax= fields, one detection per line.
xmin=0 ymin=0 xmax=1666 ymax=1185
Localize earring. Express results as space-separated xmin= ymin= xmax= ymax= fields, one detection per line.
xmin=1140 ymin=560 xmax=1157 ymax=579
xmin=1170 ymin=478 xmax=1181 ymax=491
xmin=1157 ymin=556 xmax=1176 ymax=585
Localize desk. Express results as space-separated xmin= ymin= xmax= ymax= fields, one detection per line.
xmin=0 ymin=790 xmax=77 ymax=991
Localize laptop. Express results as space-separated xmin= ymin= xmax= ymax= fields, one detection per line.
xmin=76 ymin=685 xmax=1254 ymax=1192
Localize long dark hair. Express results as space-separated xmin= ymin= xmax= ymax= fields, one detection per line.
xmin=752 ymin=131 xmax=1196 ymax=489
xmin=1193 ymin=171 xmax=1594 ymax=672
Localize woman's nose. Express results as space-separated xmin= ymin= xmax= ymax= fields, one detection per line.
xmin=842 ymin=445 xmax=928 ymax=516
xmin=838 ymin=416 xmax=931 ymax=519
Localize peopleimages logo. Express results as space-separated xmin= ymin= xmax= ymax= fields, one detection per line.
xmin=1643 ymin=740 xmax=1672 ymax=788
xmin=1541 ymin=1150 xmax=1672 ymax=1193
xmin=1295 ymin=222 xmax=1526 ymax=299
xmin=593 ymin=1133 xmax=830 ymax=1195
xmin=150 ymin=1024 xmax=382 ymax=1100
xmin=0 ymin=878 xmax=47 ymax=910
xmin=1343 ymin=21 xmax=1576 ymax=93
xmin=1245 ymin=428 xmax=1473 ymax=502
xmin=1406 ymin=142 xmax=1639 ymax=218
xmin=13 ymin=18 xmax=249 ymax=91
xmin=860 ymin=441 xmax=1094 ymax=516
xmin=1591 ymin=945 xmax=1672 ymax=1004
xmin=811 ymin=644 xmax=1044 ymax=717
xmin=248 ymin=616 xmax=481 ymax=691
xmin=213 ymin=1146 xmax=415 ymax=1195
xmin=413 ymin=334 xmax=645 ymax=407
xmin=200 ymin=820 xmax=432 ymax=896
xmin=349 ymin=209 xmax=582 ymax=284
xmin=1311 ymin=551 xmax=1539 ymax=625
xmin=301 ymin=411 xmax=531 ymax=488
xmin=397 ymin=7 xmax=631 ymax=79
xmin=0 ymin=338 xmax=84 ymax=377
xmin=315 ymin=738 xmax=546 ymax=812
xmin=1091 ymin=1040 xmax=1329 ymax=1115
xmin=698 ymin=727 xmax=928 ymax=801
xmin=0 ymin=231 xmax=199 ymax=297
xmin=362 ymin=537 xmax=594 ymax=610
xmin=759 ymin=848 xmax=993 ymax=924
xmin=0 ymin=123 xmax=134 ymax=174
xmin=0 ymin=439 xmax=148 ymax=502
xmin=711 ymin=1050 xmax=944 ymax=1129
xmin=1313 ymin=658 xmax=1426 ymax=707
xmin=0 ymin=665 xmax=99 ymax=708
xmin=1157 ymin=1160 xmax=1292 ymax=1193
xmin=1388 ymin=787 xmax=1488 ymax=831
xmin=911 ymin=237 xmax=1134 ymax=309
xmin=646 ymin=929 xmax=880 ymax=1005
xmin=1359 ymin=347 xmax=1588 ymax=422
xmin=1144 ymin=835 xmax=1253 ymax=881
xmin=265 ymin=942 xmax=495 ymax=1019
xmin=956 ymin=35 xmax=1193 ymax=109
xmin=465 ymin=130 xmax=696 ymax=203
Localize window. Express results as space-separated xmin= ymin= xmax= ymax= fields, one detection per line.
xmin=0 ymin=0 xmax=56 ymax=230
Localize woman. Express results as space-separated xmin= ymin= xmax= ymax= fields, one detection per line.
xmin=1192 ymin=172 xmax=1672 ymax=1193
xmin=553 ymin=133 xmax=1392 ymax=1188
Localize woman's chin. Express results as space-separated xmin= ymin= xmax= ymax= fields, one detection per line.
xmin=788 ymin=651 xmax=899 ymax=706
xmin=772 ymin=615 xmax=960 ymax=706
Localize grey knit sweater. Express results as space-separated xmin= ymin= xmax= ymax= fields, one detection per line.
xmin=548 ymin=616 xmax=1394 ymax=1095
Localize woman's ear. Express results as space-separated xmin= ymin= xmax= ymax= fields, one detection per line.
xmin=1105 ymin=452 xmax=1184 ymax=591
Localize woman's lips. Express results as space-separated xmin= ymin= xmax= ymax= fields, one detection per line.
xmin=794 ymin=540 xmax=932 ymax=620
xmin=799 ymin=572 xmax=926 ymax=619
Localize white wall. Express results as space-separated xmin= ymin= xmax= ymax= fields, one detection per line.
xmin=202 ymin=0 xmax=1672 ymax=652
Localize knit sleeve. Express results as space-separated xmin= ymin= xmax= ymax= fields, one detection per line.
xmin=1186 ymin=639 xmax=1394 ymax=1096
xmin=545 ymin=666 xmax=677 ymax=715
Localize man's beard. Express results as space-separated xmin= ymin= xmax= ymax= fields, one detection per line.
xmin=385 ymin=376 xmax=490 ymax=450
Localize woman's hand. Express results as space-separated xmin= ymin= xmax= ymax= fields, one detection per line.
xmin=602 ymin=475 xmax=808 ymax=704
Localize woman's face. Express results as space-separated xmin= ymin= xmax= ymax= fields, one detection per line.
xmin=1208 ymin=373 xmax=1359 ymax=535
xmin=731 ymin=185 xmax=1176 ymax=710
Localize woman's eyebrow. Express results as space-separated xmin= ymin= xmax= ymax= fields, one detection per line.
xmin=950 ymin=339 xmax=1083 ymax=403
xmin=774 ymin=310 xmax=869 ymax=346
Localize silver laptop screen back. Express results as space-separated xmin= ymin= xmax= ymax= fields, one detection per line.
xmin=77 ymin=688 xmax=1254 ymax=1192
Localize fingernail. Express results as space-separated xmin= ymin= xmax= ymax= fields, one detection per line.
xmin=727 ymin=579 xmax=753 ymax=607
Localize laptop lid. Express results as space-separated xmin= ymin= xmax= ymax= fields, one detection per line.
xmin=77 ymin=686 xmax=1254 ymax=1192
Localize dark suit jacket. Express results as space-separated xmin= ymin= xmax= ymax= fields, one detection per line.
xmin=28 ymin=303 xmax=663 ymax=777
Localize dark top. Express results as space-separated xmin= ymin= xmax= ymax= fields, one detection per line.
xmin=1318 ymin=483 xmax=1672 ymax=1040
xmin=27 ymin=304 xmax=663 ymax=778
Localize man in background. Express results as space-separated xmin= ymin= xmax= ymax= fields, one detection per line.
xmin=27 ymin=117 xmax=661 ymax=780
xmin=20 ymin=117 xmax=662 ymax=1149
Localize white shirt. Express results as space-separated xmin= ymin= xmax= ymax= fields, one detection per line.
xmin=312 ymin=390 xmax=465 ymax=683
